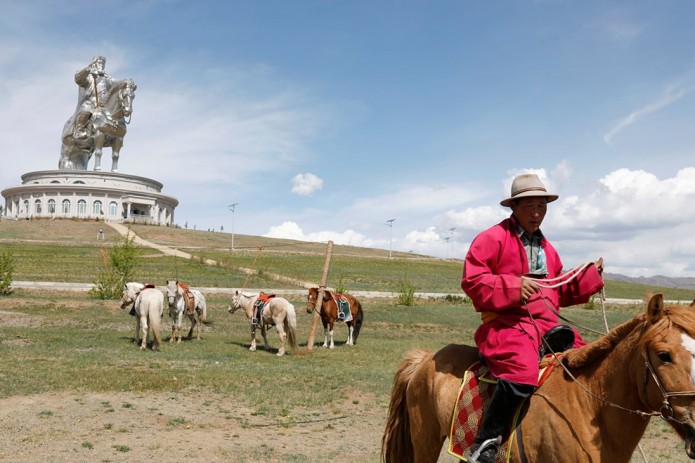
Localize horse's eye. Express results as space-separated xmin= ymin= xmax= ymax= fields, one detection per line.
xmin=657 ymin=352 xmax=672 ymax=363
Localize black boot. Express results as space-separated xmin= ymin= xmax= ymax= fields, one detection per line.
xmin=463 ymin=379 xmax=534 ymax=463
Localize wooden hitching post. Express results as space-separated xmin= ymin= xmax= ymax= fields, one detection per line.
xmin=307 ymin=240 xmax=333 ymax=350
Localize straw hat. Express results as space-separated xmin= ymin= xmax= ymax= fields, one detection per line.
xmin=500 ymin=174 xmax=558 ymax=207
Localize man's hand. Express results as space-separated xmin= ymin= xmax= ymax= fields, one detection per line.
xmin=520 ymin=276 xmax=540 ymax=303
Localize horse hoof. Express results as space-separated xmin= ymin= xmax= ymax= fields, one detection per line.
xmin=249 ymin=346 xmax=256 ymax=352
xmin=329 ymin=345 xmax=335 ymax=349
xmin=277 ymin=351 xmax=285 ymax=357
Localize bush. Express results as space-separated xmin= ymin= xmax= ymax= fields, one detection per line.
xmin=90 ymin=234 xmax=138 ymax=300
xmin=0 ymin=252 xmax=14 ymax=295
xmin=397 ymin=279 xmax=416 ymax=306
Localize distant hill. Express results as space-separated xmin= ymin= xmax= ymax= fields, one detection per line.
xmin=604 ymin=273 xmax=695 ymax=291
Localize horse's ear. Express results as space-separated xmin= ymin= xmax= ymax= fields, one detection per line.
xmin=647 ymin=294 xmax=665 ymax=323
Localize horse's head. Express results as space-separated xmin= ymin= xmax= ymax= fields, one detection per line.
xmin=228 ymin=290 xmax=246 ymax=315
xmin=306 ymin=287 xmax=319 ymax=314
xmin=120 ymin=282 xmax=143 ymax=309
xmin=165 ymin=280 xmax=179 ymax=306
xmin=119 ymin=79 xmax=136 ymax=118
xmin=638 ymin=295 xmax=695 ymax=457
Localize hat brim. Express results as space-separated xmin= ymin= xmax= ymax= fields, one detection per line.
xmin=500 ymin=192 xmax=558 ymax=207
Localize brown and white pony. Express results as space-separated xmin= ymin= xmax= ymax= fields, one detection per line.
xmin=306 ymin=287 xmax=364 ymax=348
xmin=382 ymin=295 xmax=695 ymax=463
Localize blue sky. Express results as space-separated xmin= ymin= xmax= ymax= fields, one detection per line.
xmin=1 ymin=1 xmax=695 ymax=278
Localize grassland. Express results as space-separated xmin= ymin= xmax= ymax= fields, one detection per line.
xmin=1 ymin=219 xmax=693 ymax=462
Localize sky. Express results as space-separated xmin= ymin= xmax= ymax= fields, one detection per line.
xmin=1 ymin=1 xmax=695 ymax=278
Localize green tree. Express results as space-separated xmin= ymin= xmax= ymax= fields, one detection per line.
xmin=90 ymin=234 xmax=138 ymax=299
xmin=0 ymin=252 xmax=14 ymax=295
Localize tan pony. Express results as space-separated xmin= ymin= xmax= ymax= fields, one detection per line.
xmin=228 ymin=291 xmax=298 ymax=357
xmin=382 ymin=294 xmax=695 ymax=463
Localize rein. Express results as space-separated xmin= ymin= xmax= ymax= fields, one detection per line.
xmin=524 ymin=265 xmax=695 ymax=424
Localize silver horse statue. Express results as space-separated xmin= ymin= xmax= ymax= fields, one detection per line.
xmin=59 ymin=57 xmax=136 ymax=172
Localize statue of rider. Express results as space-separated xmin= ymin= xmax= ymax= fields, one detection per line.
xmin=71 ymin=56 xmax=114 ymax=140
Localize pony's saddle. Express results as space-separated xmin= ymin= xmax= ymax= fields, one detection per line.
xmin=447 ymin=326 xmax=575 ymax=461
xmin=177 ymin=282 xmax=196 ymax=315
xmin=332 ymin=293 xmax=352 ymax=322
xmin=252 ymin=292 xmax=276 ymax=325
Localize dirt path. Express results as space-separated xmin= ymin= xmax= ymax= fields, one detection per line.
xmin=0 ymin=391 xmax=385 ymax=463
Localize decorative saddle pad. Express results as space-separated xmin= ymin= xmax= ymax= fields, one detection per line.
xmin=252 ymin=292 xmax=275 ymax=325
xmin=334 ymin=294 xmax=352 ymax=322
xmin=447 ymin=355 xmax=562 ymax=461
xmin=178 ymin=283 xmax=196 ymax=315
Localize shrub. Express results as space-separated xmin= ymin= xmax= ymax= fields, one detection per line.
xmin=90 ymin=234 xmax=138 ymax=299
xmin=0 ymin=251 xmax=14 ymax=295
xmin=397 ymin=279 xmax=416 ymax=306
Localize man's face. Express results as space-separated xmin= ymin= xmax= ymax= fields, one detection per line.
xmin=511 ymin=197 xmax=548 ymax=234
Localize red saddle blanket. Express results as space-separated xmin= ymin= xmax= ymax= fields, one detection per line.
xmin=447 ymin=355 xmax=562 ymax=461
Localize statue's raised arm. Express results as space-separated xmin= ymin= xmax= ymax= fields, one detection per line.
xmin=59 ymin=56 xmax=137 ymax=172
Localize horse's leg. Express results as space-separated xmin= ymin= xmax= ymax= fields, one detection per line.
xmin=111 ymin=137 xmax=122 ymax=173
xmin=140 ymin=314 xmax=149 ymax=350
xmin=187 ymin=314 xmax=196 ymax=340
xmin=135 ymin=315 xmax=141 ymax=346
xmin=261 ymin=324 xmax=270 ymax=351
xmin=322 ymin=320 xmax=330 ymax=348
xmin=347 ymin=322 xmax=354 ymax=346
xmin=328 ymin=320 xmax=336 ymax=349
xmin=176 ymin=309 xmax=183 ymax=344
xmin=274 ymin=315 xmax=287 ymax=356
xmin=249 ymin=326 xmax=257 ymax=352
xmin=93 ymin=132 xmax=105 ymax=171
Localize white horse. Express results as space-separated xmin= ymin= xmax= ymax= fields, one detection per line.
xmin=120 ymin=282 xmax=164 ymax=351
xmin=165 ymin=280 xmax=209 ymax=343
xmin=228 ymin=291 xmax=298 ymax=356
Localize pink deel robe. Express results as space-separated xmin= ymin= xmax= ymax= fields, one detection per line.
xmin=461 ymin=216 xmax=604 ymax=386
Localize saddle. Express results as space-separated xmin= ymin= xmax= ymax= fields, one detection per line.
xmin=252 ymin=292 xmax=276 ymax=326
xmin=333 ymin=294 xmax=352 ymax=322
xmin=448 ymin=354 xmax=564 ymax=461
xmin=177 ymin=282 xmax=196 ymax=315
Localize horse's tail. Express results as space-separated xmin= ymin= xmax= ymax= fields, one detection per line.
xmin=352 ymin=302 xmax=364 ymax=344
xmin=197 ymin=293 xmax=212 ymax=325
xmin=381 ymin=348 xmax=432 ymax=463
xmin=285 ymin=303 xmax=299 ymax=350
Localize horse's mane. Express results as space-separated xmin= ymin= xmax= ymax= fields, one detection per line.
xmin=565 ymin=303 xmax=695 ymax=369
xmin=564 ymin=314 xmax=645 ymax=368
xmin=104 ymin=79 xmax=136 ymax=101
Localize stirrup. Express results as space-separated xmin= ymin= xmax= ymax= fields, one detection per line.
xmin=464 ymin=436 xmax=501 ymax=463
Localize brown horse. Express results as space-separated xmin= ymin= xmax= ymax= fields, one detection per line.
xmin=382 ymin=294 xmax=695 ymax=463
xmin=306 ymin=287 xmax=364 ymax=348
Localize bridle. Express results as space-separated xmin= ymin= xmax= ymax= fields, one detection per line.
xmin=642 ymin=339 xmax=695 ymax=424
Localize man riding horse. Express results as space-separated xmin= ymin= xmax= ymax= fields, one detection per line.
xmin=70 ymin=56 xmax=115 ymax=140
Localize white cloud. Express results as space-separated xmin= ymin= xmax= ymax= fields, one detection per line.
xmin=603 ymin=82 xmax=695 ymax=144
xmin=264 ymin=221 xmax=377 ymax=247
xmin=291 ymin=173 xmax=323 ymax=196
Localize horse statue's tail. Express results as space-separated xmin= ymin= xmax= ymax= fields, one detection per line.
xmin=381 ymin=348 xmax=432 ymax=463
xmin=285 ymin=302 xmax=299 ymax=350
xmin=352 ymin=303 xmax=364 ymax=344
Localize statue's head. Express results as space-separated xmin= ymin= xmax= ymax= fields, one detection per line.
xmin=91 ymin=56 xmax=106 ymax=74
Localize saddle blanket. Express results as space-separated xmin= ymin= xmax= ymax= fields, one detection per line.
xmin=334 ymin=294 xmax=352 ymax=322
xmin=252 ymin=292 xmax=275 ymax=325
xmin=447 ymin=355 xmax=562 ymax=461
